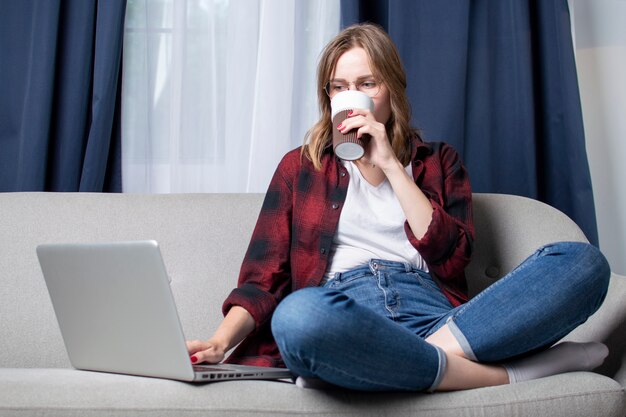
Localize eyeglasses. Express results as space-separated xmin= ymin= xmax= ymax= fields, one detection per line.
xmin=324 ymin=79 xmax=381 ymax=98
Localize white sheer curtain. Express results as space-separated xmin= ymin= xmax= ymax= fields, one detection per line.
xmin=122 ymin=0 xmax=340 ymax=193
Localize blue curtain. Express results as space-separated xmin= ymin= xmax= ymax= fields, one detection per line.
xmin=341 ymin=0 xmax=599 ymax=246
xmin=0 ymin=0 xmax=126 ymax=192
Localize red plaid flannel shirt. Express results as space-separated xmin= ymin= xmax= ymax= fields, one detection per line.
xmin=223 ymin=137 xmax=474 ymax=367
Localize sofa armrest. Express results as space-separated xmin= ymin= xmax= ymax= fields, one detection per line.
xmin=467 ymin=193 xmax=625 ymax=386
xmin=563 ymin=273 xmax=626 ymax=386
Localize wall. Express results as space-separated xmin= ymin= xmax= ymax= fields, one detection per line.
xmin=570 ymin=0 xmax=626 ymax=275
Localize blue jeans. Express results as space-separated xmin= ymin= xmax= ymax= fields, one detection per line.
xmin=271 ymin=242 xmax=610 ymax=391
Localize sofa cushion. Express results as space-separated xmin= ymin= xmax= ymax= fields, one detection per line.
xmin=0 ymin=368 xmax=623 ymax=417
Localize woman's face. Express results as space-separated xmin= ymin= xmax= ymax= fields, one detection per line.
xmin=331 ymin=47 xmax=392 ymax=125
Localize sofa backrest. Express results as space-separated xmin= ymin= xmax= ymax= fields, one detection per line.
xmin=0 ymin=192 xmax=264 ymax=369
xmin=0 ymin=192 xmax=623 ymax=385
xmin=466 ymin=193 xmax=587 ymax=296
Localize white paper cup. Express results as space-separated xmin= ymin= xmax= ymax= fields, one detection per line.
xmin=330 ymin=91 xmax=375 ymax=160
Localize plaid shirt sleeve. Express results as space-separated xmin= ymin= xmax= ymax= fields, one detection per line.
xmin=405 ymin=142 xmax=473 ymax=302
xmin=221 ymin=150 xmax=300 ymax=330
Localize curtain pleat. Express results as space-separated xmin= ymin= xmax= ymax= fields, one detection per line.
xmin=0 ymin=0 xmax=126 ymax=192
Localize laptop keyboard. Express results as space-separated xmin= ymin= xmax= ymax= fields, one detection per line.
xmin=192 ymin=365 xmax=235 ymax=372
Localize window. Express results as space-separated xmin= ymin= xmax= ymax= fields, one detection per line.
xmin=122 ymin=0 xmax=340 ymax=192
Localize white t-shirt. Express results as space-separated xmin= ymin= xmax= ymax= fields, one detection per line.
xmin=324 ymin=160 xmax=428 ymax=280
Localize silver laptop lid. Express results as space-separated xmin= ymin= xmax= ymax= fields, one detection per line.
xmin=37 ymin=241 xmax=196 ymax=381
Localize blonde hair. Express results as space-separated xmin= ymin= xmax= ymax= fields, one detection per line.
xmin=302 ymin=23 xmax=418 ymax=170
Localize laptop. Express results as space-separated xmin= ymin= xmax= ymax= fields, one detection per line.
xmin=36 ymin=240 xmax=292 ymax=383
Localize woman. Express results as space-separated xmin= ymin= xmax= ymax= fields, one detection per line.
xmin=187 ymin=23 xmax=610 ymax=392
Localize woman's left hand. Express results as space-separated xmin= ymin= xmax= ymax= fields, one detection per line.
xmin=337 ymin=108 xmax=398 ymax=170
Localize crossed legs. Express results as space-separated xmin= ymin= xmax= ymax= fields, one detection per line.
xmin=427 ymin=241 xmax=610 ymax=390
xmin=272 ymin=242 xmax=610 ymax=391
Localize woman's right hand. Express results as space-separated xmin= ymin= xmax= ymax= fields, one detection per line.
xmin=186 ymin=338 xmax=228 ymax=364
xmin=186 ymin=305 xmax=256 ymax=364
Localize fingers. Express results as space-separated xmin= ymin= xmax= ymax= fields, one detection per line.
xmin=338 ymin=114 xmax=387 ymax=147
xmin=337 ymin=109 xmax=370 ymax=133
xmin=345 ymin=108 xmax=370 ymax=119
xmin=186 ymin=340 xmax=206 ymax=355
xmin=336 ymin=112 xmax=398 ymax=169
xmin=186 ymin=340 xmax=226 ymax=364
xmin=338 ymin=115 xmax=383 ymax=139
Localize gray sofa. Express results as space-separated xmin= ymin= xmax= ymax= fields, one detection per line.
xmin=1 ymin=192 xmax=624 ymax=417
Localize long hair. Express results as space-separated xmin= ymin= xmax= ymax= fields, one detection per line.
xmin=303 ymin=23 xmax=418 ymax=169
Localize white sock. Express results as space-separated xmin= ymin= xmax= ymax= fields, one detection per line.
xmin=504 ymin=341 xmax=609 ymax=384
xmin=295 ymin=376 xmax=333 ymax=390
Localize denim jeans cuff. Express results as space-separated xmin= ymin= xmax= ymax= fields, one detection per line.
xmin=447 ymin=317 xmax=478 ymax=361
xmin=427 ymin=345 xmax=447 ymax=392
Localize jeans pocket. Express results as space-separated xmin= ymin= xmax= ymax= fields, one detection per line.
xmin=326 ymin=270 xmax=371 ymax=289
